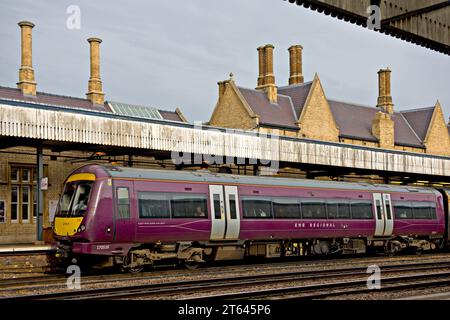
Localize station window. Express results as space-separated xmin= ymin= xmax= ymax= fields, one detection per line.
xmin=350 ymin=201 xmax=373 ymax=219
xmin=22 ymin=186 xmax=30 ymax=223
xmin=272 ymin=197 xmax=300 ymax=219
xmin=11 ymin=186 xmax=19 ymax=223
xmin=242 ymin=197 xmax=272 ymax=219
xmin=393 ymin=201 xmax=413 ymax=219
xmin=9 ymin=166 xmax=37 ymax=224
xmin=301 ymin=200 xmax=327 ymax=219
xmin=171 ymin=194 xmax=208 ymax=219
xmin=0 ymin=200 xmax=5 ymax=224
xmin=327 ymin=201 xmax=351 ymax=219
xmin=138 ymin=192 xmax=170 ymax=219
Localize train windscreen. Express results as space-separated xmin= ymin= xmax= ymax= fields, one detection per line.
xmin=56 ymin=181 xmax=93 ymax=217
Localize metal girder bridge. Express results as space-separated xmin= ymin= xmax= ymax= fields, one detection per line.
xmin=285 ymin=0 xmax=450 ymax=55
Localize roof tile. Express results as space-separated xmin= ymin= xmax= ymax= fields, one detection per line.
xmin=0 ymin=85 xmax=185 ymax=122
xmin=238 ymin=87 xmax=298 ymax=129
xmin=159 ymin=110 xmax=185 ymax=122
xmin=329 ymin=100 xmax=424 ymax=148
xmin=278 ymin=82 xmax=312 ymax=118
xmin=401 ymin=107 xmax=434 ymax=141
xmin=0 ymin=86 xmax=111 ymax=112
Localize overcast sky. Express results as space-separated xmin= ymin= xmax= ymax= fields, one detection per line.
xmin=0 ymin=0 xmax=449 ymax=123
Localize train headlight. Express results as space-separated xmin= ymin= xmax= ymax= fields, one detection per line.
xmin=77 ymin=225 xmax=86 ymax=233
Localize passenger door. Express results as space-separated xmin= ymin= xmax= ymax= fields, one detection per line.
xmin=224 ymin=186 xmax=240 ymax=239
xmin=113 ymin=181 xmax=135 ymax=243
xmin=382 ymin=194 xmax=394 ymax=235
xmin=373 ymin=193 xmax=394 ymax=237
xmin=209 ymin=185 xmax=240 ymax=240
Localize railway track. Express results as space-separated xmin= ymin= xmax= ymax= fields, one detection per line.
xmin=0 ymin=266 xmax=47 ymax=274
xmin=196 ymin=272 xmax=450 ymax=300
xmin=1 ymin=253 xmax=450 ymax=290
xmin=0 ymin=251 xmax=50 ymax=257
xmin=3 ymin=259 xmax=450 ymax=300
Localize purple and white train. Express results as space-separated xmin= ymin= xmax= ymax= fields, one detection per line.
xmin=52 ymin=164 xmax=450 ymax=272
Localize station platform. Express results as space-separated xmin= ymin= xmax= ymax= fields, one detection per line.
xmin=0 ymin=243 xmax=53 ymax=254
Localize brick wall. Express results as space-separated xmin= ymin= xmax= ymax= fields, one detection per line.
xmin=209 ymin=81 xmax=258 ymax=130
xmin=298 ymin=76 xmax=339 ymax=142
xmin=424 ymin=104 xmax=450 ymax=156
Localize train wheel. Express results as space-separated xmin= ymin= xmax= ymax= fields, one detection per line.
xmin=122 ymin=255 xmax=144 ymax=273
xmin=384 ymin=241 xmax=400 ymax=256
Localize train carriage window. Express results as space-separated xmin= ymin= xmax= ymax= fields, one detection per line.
xmin=171 ymin=194 xmax=208 ymax=219
xmin=242 ymin=197 xmax=272 ymax=219
xmin=393 ymin=201 xmax=413 ymax=219
xmin=301 ymin=200 xmax=327 ymax=219
xmin=430 ymin=202 xmax=437 ymax=220
xmin=273 ymin=198 xmax=300 ymax=219
xmin=350 ymin=201 xmax=373 ymax=219
xmin=117 ymin=188 xmax=130 ymax=220
xmin=138 ymin=192 xmax=170 ymax=219
xmin=412 ymin=202 xmax=435 ymax=220
xmin=327 ymin=201 xmax=351 ymax=219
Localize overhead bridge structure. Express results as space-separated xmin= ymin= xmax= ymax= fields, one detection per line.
xmin=2 ymin=99 xmax=450 ymax=181
xmin=285 ymin=0 xmax=450 ymax=55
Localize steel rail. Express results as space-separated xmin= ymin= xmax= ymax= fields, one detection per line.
xmin=193 ymin=272 xmax=450 ymax=300
xmin=3 ymin=260 xmax=450 ymax=300
xmin=1 ymin=253 xmax=450 ymax=290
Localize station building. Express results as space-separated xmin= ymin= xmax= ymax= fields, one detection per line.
xmin=209 ymin=44 xmax=450 ymax=156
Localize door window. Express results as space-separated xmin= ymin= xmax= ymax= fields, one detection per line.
xmin=375 ymin=199 xmax=383 ymax=220
xmin=228 ymin=194 xmax=237 ymax=219
xmin=117 ymin=187 xmax=130 ymax=219
xmin=384 ymin=198 xmax=392 ymax=220
xmin=213 ymin=194 xmax=222 ymax=219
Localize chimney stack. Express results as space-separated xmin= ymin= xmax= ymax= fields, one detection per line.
xmin=256 ymin=44 xmax=277 ymax=104
xmin=377 ymin=68 xmax=394 ymax=114
xmin=288 ymin=45 xmax=304 ymax=85
xmin=257 ymin=46 xmax=265 ymax=88
xmin=372 ymin=111 xmax=395 ymax=149
xmin=263 ymin=44 xmax=275 ymax=87
xmin=86 ymin=37 xmax=104 ymax=105
xmin=17 ymin=21 xmax=37 ymax=96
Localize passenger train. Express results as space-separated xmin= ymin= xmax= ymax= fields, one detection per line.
xmin=52 ymin=164 xmax=450 ymax=272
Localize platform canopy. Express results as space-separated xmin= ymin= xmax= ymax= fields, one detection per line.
xmin=2 ymin=98 xmax=450 ymax=180
xmin=285 ymin=0 xmax=450 ymax=55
